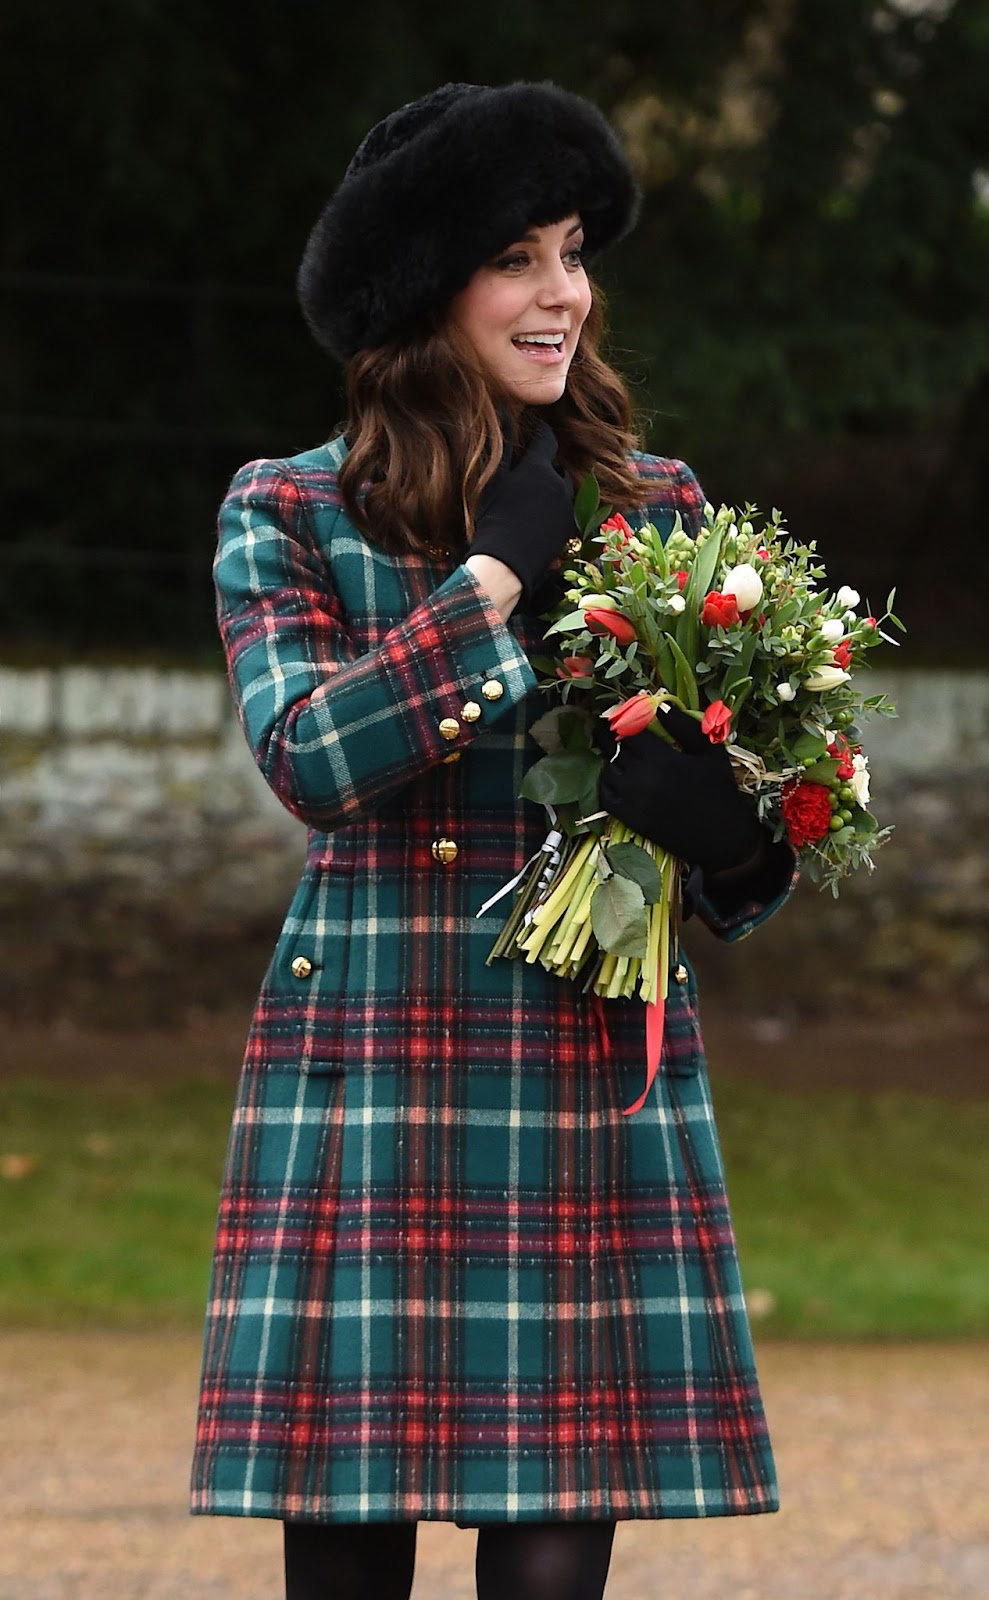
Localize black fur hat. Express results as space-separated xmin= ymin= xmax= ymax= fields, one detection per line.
xmin=297 ymin=81 xmax=641 ymax=361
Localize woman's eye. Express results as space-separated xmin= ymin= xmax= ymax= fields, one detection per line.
xmin=494 ymin=252 xmax=529 ymax=271
xmin=564 ymin=247 xmax=584 ymax=267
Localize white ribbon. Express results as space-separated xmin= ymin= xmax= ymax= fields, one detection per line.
xmin=475 ymin=806 xmax=562 ymax=919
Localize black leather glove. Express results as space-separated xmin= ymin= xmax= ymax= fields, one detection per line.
xmin=598 ymin=704 xmax=763 ymax=874
xmin=468 ymin=419 xmax=577 ymax=607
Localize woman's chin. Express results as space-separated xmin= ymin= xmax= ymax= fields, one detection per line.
xmin=501 ymin=372 xmax=569 ymax=406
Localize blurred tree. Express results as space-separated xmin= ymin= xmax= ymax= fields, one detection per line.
xmin=1 ymin=0 xmax=986 ymax=653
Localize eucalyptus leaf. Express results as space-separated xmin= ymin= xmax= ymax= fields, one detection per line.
xmin=520 ymin=751 xmax=603 ymax=806
xmin=605 ymin=842 xmax=662 ymax=903
xmin=528 ymin=706 xmax=573 ymax=754
xmin=543 ymin=609 xmax=591 ymax=637
xmin=791 ymin=731 xmax=828 ymax=763
xmin=559 ymin=710 xmax=595 ymax=754
xmin=590 ymin=874 xmax=648 ymax=957
xmin=802 ymin=757 xmax=841 ymax=785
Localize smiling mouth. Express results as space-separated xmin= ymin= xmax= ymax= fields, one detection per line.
xmin=512 ymin=332 xmax=565 ymax=351
xmin=511 ymin=332 xmax=567 ymax=363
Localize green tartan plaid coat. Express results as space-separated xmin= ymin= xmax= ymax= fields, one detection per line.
xmin=190 ymin=437 xmax=795 ymax=1526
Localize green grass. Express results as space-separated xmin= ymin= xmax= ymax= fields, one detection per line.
xmin=1 ymin=1075 xmax=987 ymax=1336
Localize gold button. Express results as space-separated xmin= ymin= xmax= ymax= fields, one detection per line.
xmin=439 ymin=717 xmax=460 ymax=741
xmin=481 ymin=680 xmax=504 ymax=702
xmin=461 ymin=700 xmax=481 ymax=723
xmin=566 ymin=537 xmax=582 ymax=555
xmin=291 ymin=955 xmax=313 ymax=980
xmin=674 ymin=963 xmax=688 ymax=984
xmin=442 ymin=751 xmax=461 ymax=764
xmin=431 ymin=837 xmax=458 ymax=865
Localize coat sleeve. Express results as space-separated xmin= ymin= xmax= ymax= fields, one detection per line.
xmin=214 ymin=458 xmax=538 ymax=830
xmin=637 ymin=453 xmax=799 ymax=941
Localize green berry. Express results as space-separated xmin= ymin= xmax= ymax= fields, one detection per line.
xmin=839 ymin=784 xmax=855 ymax=804
xmin=839 ymin=808 xmax=853 ymax=824
xmin=829 ymin=793 xmax=840 ymax=810
xmin=829 ymin=815 xmax=845 ymax=832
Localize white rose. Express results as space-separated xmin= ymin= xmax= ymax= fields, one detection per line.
xmin=818 ymin=618 xmax=845 ymax=642
xmin=805 ymin=664 xmax=851 ymax=692
xmin=850 ymin=753 xmax=871 ymax=806
xmin=721 ymin=562 xmax=764 ymax=612
xmin=776 ymin=682 xmax=796 ymax=702
xmin=667 ymin=593 xmax=686 ymax=614
xmin=836 ymin=586 xmax=860 ymax=609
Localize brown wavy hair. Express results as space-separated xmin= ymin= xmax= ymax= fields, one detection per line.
xmin=337 ymin=283 xmax=651 ymax=555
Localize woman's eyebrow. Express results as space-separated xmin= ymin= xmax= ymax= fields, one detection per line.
xmin=516 ymin=219 xmax=584 ymax=244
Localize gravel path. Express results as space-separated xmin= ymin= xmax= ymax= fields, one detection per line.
xmin=2 ymin=1334 xmax=986 ymax=1599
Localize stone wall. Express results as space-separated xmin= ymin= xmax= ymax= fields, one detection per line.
xmin=2 ymin=667 xmax=987 ymax=1024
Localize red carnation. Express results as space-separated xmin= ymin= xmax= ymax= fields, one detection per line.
xmin=605 ymin=691 xmax=657 ymax=739
xmin=556 ymin=655 xmax=594 ymax=681
xmin=780 ymin=780 xmax=833 ymax=848
xmin=700 ymin=700 xmax=732 ymax=745
xmin=585 ymin=607 xmax=637 ymax=645
xmin=701 ymin=591 xmax=740 ymax=629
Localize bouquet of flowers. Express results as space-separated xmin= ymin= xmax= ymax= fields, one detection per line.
xmin=481 ymin=483 xmax=903 ymax=1033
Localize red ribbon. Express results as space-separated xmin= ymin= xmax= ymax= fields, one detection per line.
xmin=622 ymin=991 xmax=665 ymax=1116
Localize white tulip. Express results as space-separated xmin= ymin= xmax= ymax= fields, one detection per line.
xmin=578 ymin=592 xmax=618 ymax=610
xmin=721 ymin=562 xmax=764 ymax=612
xmin=805 ymin=664 xmax=851 ymax=692
xmin=667 ymin=593 xmax=686 ymax=614
xmin=850 ymin=753 xmax=871 ymax=806
xmin=836 ymin=586 xmax=860 ymax=609
xmin=818 ymin=618 xmax=845 ymax=642
xmin=776 ymin=682 xmax=796 ymax=702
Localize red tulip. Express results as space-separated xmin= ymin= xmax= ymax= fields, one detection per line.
xmin=675 ymin=570 xmax=689 ymax=590
xmin=584 ymin=607 xmax=637 ymax=645
xmin=556 ymin=655 xmax=595 ymax=680
xmin=700 ymin=700 xmax=732 ymax=745
xmin=600 ymin=513 xmax=634 ymax=541
xmin=604 ymin=691 xmax=657 ymax=739
xmin=831 ymin=641 xmax=853 ymax=669
xmin=701 ymin=591 xmax=740 ymax=629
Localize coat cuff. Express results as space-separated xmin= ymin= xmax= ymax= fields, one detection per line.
xmin=695 ymin=834 xmax=798 ymax=943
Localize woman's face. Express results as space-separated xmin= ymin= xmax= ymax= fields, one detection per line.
xmin=447 ymin=214 xmax=592 ymax=405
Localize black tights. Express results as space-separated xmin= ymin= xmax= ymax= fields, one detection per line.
xmin=283 ymin=1518 xmax=616 ymax=1600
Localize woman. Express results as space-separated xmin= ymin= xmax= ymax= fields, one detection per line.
xmin=191 ymin=82 xmax=796 ymax=1600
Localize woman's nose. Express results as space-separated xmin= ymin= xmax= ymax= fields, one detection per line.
xmin=536 ymin=261 xmax=582 ymax=307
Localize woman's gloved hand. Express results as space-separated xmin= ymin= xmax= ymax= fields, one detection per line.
xmin=598 ymin=703 xmax=763 ymax=875
xmin=468 ymin=418 xmax=577 ymax=608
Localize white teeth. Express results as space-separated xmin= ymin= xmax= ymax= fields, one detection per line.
xmin=513 ymin=333 xmax=564 ymax=346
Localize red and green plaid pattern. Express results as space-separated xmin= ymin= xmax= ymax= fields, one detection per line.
xmin=191 ymin=442 xmax=794 ymax=1524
